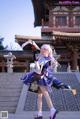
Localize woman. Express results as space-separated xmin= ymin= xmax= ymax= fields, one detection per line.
xmin=21 ymin=44 xmax=76 ymax=119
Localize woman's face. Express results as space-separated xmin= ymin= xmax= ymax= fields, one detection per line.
xmin=40 ymin=48 xmax=49 ymax=57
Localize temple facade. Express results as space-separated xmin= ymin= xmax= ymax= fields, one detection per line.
xmin=32 ymin=0 xmax=80 ymax=71
xmin=0 ymin=0 xmax=80 ymax=72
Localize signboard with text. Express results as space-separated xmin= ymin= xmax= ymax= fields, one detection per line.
xmin=59 ymin=0 xmax=80 ymax=5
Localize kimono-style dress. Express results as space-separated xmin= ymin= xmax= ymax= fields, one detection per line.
xmin=20 ymin=56 xmax=68 ymax=93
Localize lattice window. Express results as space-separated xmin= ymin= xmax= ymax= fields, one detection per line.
xmin=55 ymin=16 xmax=67 ymax=26
xmin=75 ymin=16 xmax=80 ymax=26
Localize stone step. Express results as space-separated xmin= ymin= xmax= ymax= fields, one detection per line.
xmin=0 ymin=81 xmax=22 ymax=84
xmin=0 ymin=101 xmax=18 ymax=107
xmin=0 ymin=79 xmax=22 ymax=84
xmin=0 ymin=107 xmax=16 ymax=113
xmin=0 ymin=91 xmax=21 ymax=96
xmin=0 ymin=89 xmax=21 ymax=92
xmin=0 ymin=73 xmax=23 ymax=113
xmin=0 ymin=96 xmax=19 ymax=102
xmin=0 ymin=85 xmax=22 ymax=88
xmin=8 ymin=111 xmax=80 ymax=119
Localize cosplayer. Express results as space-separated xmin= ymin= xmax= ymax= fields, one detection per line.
xmin=21 ymin=41 xmax=76 ymax=119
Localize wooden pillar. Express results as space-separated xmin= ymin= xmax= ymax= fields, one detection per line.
xmin=2 ymin=60 xmax=5 ymax=72
xmin=26 ymin=60 xmax=30 ymax=72
xmin=68 ymin=7 xmax=73 ymax=27
xmin=71 ymin=49 xmax=78 ymax=71
xmin=49 ymin=9 xmax=53 ymax=27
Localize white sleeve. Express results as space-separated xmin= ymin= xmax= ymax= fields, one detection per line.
xmin=35 ymin=61 xmax=41 ymax=74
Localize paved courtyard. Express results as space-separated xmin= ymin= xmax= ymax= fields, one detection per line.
xmin=8 ymin=111 xmax=80 ymax=119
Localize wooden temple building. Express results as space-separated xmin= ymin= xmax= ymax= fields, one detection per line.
xmin=0 ymin=0 xmax=80 ymax=72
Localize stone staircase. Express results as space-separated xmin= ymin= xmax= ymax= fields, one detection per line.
xmin=0 ymin=73 xmax=23 ymax=113
xmin=24 ymin=72 xmax=80 ymax=111
xmin=0 ymin=72 xmax=80 ymax=119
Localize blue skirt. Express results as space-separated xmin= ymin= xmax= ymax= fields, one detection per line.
xmin=20 ymin=71 xmax=53 ymax=86
xmin=20 ymin=71 xmax=64 ymax=93
xmin=20 ymin=71 xmax=53 ymax=93
xmin=21 ymin=71 xmax=62 ymax=86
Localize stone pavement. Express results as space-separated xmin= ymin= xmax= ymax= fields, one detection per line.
xmin=8 ymin=111 xmax=80 ymax=119
xmin=0 ymin=73 xmax=80 ymax=119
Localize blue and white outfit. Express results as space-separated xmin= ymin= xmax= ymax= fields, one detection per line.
xmin=21 ymin=55 xmax=69 ymax=93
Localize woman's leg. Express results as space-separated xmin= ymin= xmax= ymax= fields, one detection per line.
xmin=40 ymin=86 xmax=56 ymax=118
xmin=37 ymin=92 xmax=43 ymax=117
xmin=40 ymin=86 xmax=53 ymax=108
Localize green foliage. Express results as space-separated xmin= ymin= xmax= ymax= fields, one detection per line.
xmin=0 ymin=44 xmax=4 ymax=50
xmin=0 ymin=37 xmax=4 ymax=50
